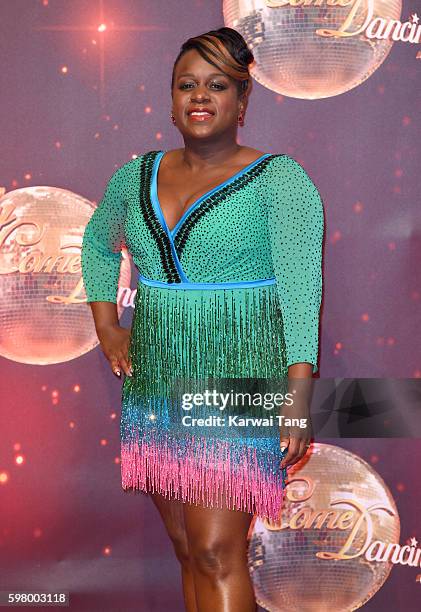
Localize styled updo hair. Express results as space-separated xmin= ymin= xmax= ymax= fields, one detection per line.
xmin=171 ymin=27 xmax=254 ymax=99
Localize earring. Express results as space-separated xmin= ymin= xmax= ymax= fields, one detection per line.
xmin=238 ymin=113 xmax=245 ymax=127
xmin=170 ymin=112 xmax=176 ymax=125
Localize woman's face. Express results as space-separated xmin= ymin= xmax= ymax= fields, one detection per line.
xmin=171 ymin=48 xmax=244 ymax=141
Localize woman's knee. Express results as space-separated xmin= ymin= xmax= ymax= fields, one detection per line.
xmin=190 ymin=539 xmax=246 ymax=579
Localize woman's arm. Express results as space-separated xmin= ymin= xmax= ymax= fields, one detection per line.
xmin=81 ymin=164 xmax=128 ymax=303
xmin=81 ymin=162 xmax=133 ymax=377
xmin=267 ymin=154 xmax=325 ymax=374
xmin=268 ymin=154 xmax=324 ymax=466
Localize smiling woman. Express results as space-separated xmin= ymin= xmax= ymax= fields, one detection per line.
xmin=81 ymin=26 xmax=324 ymax=612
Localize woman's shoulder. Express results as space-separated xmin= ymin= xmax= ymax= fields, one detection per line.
xmin=104 ymin=151 xmax=157 ymax=181
xmin=267 ymin=154 xmax=324 ymax=213
xmin=116 ymin=150 xmax=162 ymax=169
xmin=266 ymin=153 xmax=318 ymax=183
xmin=267 ymin=152 xmax=301 ymax=166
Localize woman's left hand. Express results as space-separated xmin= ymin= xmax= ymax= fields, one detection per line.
xmin=280 ymin=433 xmax=312 ymax=469
xmin=280 ymin=364 xmax=314 ymax=468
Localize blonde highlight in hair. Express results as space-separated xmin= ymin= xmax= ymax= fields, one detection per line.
xmin=171 ymin=27 xmax=254 ymax=99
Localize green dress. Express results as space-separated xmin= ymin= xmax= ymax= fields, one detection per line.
xmin=81 ymin=150 xmax=324 ymax=522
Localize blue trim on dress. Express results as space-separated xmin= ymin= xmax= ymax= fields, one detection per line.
xmin=150 ymin=152 xmax=189 ymax=281
xmin=138 ymin=274 xmax=276 ymax=290
xmin=149 ymin=151 xmax=273 ymax=285
xmin=153 ymin=151 xmax=272 ymax=238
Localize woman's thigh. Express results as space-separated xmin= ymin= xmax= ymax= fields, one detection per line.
xmin=182 ymin=493 xmax=254 ymax=572
xmin=148 ymin=485 xmax=254 ymax=569
xmin=148 ymin=487 xmax=190 ymax=563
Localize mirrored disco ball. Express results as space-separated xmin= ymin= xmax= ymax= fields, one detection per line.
xmin=0 ymin=187 xmax=131 ymax=365
xmin=248 ymin=443 xmax=400 ymax=611
xmin=223 ymin=0 xmax=402 ymax=99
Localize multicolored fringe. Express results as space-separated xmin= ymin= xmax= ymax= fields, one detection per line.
xmin=121 ymin=430 xmax=288 ymax=522
xmin=120 ymin=282 xmax=289 ymax=522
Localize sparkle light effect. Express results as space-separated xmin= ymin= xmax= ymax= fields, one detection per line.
xmin=330 ymin=230 xmax=342 ymax=244
xmin=34 ymin=0 xmax=169 ymax=109
xmin=0 ymin=472 xmax=9 ymax=484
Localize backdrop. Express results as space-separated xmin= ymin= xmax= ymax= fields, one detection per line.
xmin=0 ymin=1 xmax=420 ymax=611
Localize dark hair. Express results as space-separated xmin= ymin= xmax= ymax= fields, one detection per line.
xmin=171 ymin=27 xmax=254 ymax=99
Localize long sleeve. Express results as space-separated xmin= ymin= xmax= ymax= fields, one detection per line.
xmin=81 ymin=164 xmax=128 ymax=303
xmin=268 ymin=155 xmax=324 ymax=374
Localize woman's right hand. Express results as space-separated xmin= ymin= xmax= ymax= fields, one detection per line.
xmin=96 ymin=323 xmax=132 ymax=378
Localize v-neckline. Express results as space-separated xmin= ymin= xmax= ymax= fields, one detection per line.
xmin=150 ymin=150 xmax=271 ymax=237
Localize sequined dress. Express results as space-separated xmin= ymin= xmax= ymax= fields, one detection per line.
xmin=81 ymin=150 xmax=324 ymax=522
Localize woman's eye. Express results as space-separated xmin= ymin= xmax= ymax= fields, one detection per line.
xmin=179 ymin=82 xmax=226 ymax=90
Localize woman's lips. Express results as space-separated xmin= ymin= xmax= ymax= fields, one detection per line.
xmin=187 ymin=111 xmax=215 ymax=122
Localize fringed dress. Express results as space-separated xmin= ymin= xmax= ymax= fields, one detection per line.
xmin=81 ymin=150 xmax=324 ymax=522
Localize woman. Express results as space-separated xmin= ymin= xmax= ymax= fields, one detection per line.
xmin=81 ymin=27 xmax=324 ymax=612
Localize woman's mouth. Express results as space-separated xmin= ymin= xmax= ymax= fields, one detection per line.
xmin=187 ymin=111 xmax=215 ymax=122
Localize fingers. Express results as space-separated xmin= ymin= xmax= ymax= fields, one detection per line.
xmin=280 ymin=436 xmax=298 ymax=468
xmin=109 ymin=351 xmax=132 ymax=378
xmin=287 ymin=438 xmax=311 ymax=468
xmin=110 ymin=356 xmax=122 ymax=378
xmin=98 ymin=326 xmax=132 ymax=378
xmin=118 ymin=352 xmax=133 ymax=377
xmin=280 ymin=436 xmax=289 ymax=453
xmin=280 ymin=436 xmax=312 ymax=468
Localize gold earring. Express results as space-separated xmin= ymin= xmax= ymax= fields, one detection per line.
xmin=238 ymin=104 xmax=245 ymax=126
xmin=170 ymin=112 xmax=176 ymax=124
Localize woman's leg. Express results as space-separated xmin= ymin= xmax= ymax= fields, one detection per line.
xmin=149 ymin=489 xmax=197 ymax=612
xmin=183 ymin=496 xmax=256 ymax=612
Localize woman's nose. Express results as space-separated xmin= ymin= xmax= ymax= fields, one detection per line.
xmin=191 ymin=89 xmax=210 ymax=102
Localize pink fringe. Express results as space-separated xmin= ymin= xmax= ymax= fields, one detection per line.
xmin=121 ymin=432 xmax=285 ymax=522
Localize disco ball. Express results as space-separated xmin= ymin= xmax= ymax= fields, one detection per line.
xmin=223 ymin=0 xmax=402 ymax=99
xmin=248 ymin=443 xmax=400 ymax=611
xmin=0 ymin=187 xmax=131 ymax=365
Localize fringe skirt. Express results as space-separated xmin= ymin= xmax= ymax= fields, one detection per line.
xmin=120 ymin=279 xmax=289 ymax=522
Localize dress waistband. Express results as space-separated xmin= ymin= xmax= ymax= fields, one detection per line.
xmin=138 ymin=274 xmax=276 ymax=290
